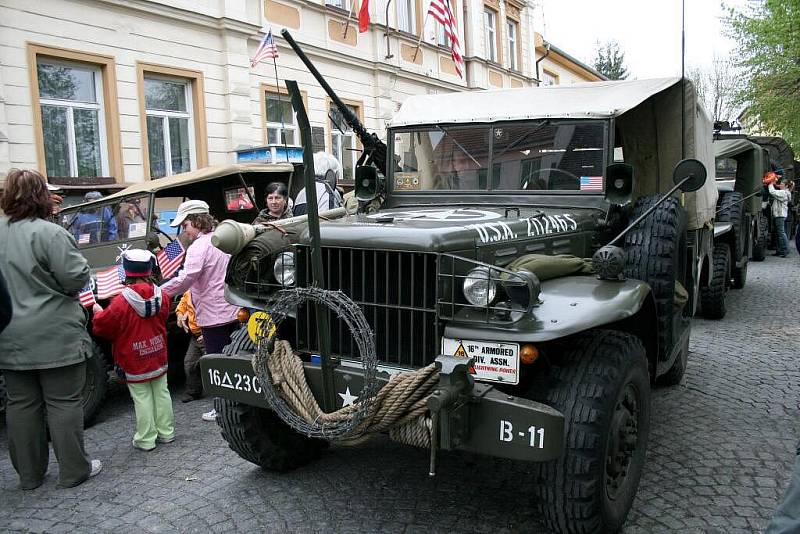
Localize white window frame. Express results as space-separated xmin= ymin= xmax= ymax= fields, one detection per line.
xmin=326 ymin=0 xmax=348 ymax=8
xmin=397 ymin=0 xmax=416 ymax=34
xmin=37 ymin=59 xmax=109 ymax=177
xmin=330 ymin=104 xmax=358 ymax=182
xmin=507 ymin=20 xmax=518 ymax=71
xmin=265 ymin=91 xmax=299 ymax=146
xmin=144 ymin=75 xmax=197 ymax=178
xmin=484 ymin=9 xmax=497 ymax=62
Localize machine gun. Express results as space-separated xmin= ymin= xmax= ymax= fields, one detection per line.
xmin=281 ymin=29 xmax=389 ymax=178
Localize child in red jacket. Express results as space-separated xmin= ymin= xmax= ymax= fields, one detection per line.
xmin=92 ymin=249 xmax=174 ymax=451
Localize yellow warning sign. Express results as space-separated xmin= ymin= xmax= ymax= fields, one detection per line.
xmin=452 ymin=342 xmax=476 ymax=374
xmin=453 ymin=341 xmax=468 ymax=358
xmin=247 ymin=311 xmax=276 ymax=344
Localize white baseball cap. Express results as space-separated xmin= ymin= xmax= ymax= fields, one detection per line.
xmin=171 ymin=199 xmax=210 ymax=227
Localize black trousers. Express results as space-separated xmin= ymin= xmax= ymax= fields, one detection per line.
xmin=3 ymin=361 xmax=91 ymax=488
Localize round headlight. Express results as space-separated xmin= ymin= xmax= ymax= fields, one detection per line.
xmin=463 ymin=266 xmax=497 ymax=306
xmin=273 ymin=252 xmax=295 ymax=286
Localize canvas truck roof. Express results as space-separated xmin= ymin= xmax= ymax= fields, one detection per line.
xmin=714 ymin=138 xmax=764 ymax=160
xmin=82 ymin=163 xmax=295 ymax=206
xmin=390 ymin=77 xmax=682 ymax=127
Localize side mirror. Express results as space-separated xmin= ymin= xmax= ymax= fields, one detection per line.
xmin=604 ymin=163 xmax=634 ymax=205
xmin=673 ymin=158 xmax=707 ymax=192
xmin=355 ymin=166 xmax=380 ymax=202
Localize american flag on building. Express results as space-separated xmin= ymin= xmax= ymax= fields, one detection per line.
xmin=96 ymin=264 xmax=126 ymax=300
xmin=156 ymin=239 xmax=185 ymax=280
xmin=428 ymin=0 xmax=464 ymax=78
xmin=580 ymin=176 xmax=603 ymax=191
xmin=77 ymin=280 xmax=96 ymax=308
xmin=250 ymin=29 xmax=279 ymax=68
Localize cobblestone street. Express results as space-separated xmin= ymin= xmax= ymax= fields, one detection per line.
xmin=1 ymin=255 xmax=798 ymax=533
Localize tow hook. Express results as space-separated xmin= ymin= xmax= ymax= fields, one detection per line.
xmin=426 ymin=355 xmax=475 ymax=477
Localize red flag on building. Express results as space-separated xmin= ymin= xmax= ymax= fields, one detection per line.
xmin=358 ymin=0 xmax=370 ymax=32
xmin=428 ymin=0 xmax=464 ymax=78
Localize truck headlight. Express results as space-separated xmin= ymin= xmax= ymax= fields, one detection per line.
xmin=463 ymin=266 xmax=497 ymax=306
xmin=273 ymin=252 xmax=295 ymax=286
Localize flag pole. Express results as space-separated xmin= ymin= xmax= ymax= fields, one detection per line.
xmin=343 ymin=0 xmax=357 ymax=39
xmin=411 ymin=9 xmax=432 ymax=62
xmin=271 ymin=55 xmax=291 ymax=163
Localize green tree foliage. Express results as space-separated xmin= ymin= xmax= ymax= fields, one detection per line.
xmin=592 ymin=40 xmax=629 ymax=80
xmin=727 ymin=0 xmax=800 ymax=149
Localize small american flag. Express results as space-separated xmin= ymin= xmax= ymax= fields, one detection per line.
xmin=250 ymin=29 xmax=279 ymax=68
xmin=428 ymin=0 xmax=464 ymax=78
xmin=580 ymin=176 xmax=603 ymax=191
xmin=156 ymin=239 xmax=185 ymax=280
xmin=78 ymin=280 xmax=95 ymax=308
xmin=96 ymin=265 xmax=125 ymax=300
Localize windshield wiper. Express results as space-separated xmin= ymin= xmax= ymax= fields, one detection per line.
xmin=492 ymin=120 xmax=551 ymax=161
xmin=436 ymin=125 xmax=481 ymax=168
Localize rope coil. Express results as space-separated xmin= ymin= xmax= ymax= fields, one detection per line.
xmin=251 ymin=287 xmax=437 ymax=445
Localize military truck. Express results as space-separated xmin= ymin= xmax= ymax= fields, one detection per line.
xmin=696 ymin=137 xmax=770 ymax=320
xmin=750 ymin=136 xmax=798 ymax=250
xmin=201 ymin=40 xmax=719 ymax=534
xmin=0 ymin=164 xmax=296 ymax=424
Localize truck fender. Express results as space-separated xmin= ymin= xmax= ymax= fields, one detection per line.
xmin=443 ymin=275 xmax=655 ymax=346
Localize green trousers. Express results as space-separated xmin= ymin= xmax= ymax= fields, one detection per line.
xmin=3 ymin=361 xmax=90 ymax=489
xmin=127 ymin=374 xmax=174 ymax=450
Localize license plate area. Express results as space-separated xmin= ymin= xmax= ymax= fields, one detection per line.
xmin=441 ymin=338 xmax=520 ymax=385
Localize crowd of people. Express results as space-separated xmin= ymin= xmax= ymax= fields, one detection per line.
xmin=0 ymin=151 xmax=347 ymax=490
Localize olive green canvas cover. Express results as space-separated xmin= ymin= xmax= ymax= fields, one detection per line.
xmin=714 ymin=138 xmax=767 ymax=213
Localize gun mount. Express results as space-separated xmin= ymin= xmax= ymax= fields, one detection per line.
xmin=281 ymin=29 xmax=389 ymax=178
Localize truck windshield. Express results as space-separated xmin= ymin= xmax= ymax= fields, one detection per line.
xmin=60 ymin=194 xmax=152 ymax=246
xmin=391 ymin=120 xmax=607 ymax=193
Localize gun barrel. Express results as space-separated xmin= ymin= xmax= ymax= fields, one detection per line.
xmin=280 ymin=29 xmax=388 ymax=176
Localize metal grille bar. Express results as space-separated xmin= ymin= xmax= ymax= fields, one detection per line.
xmin=296 ymin=247 xmax=439 ymax=368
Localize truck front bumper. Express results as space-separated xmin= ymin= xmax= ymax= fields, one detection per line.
xmin=200 ymin=353 xmax=564 ymax=462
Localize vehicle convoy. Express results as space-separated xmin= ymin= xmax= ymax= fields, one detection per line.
xmin=201 ymin=33 xmax=720 ymax=534
xmin=0 ymin=164 xmax=296 ymax=424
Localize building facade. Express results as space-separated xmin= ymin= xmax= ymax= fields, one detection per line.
xmin=0 ymin=0 xmax=602 ymax=193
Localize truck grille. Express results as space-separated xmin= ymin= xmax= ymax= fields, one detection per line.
xmin=295 ymin=247 xmax=439 ymax=368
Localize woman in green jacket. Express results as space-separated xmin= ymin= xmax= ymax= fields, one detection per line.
xmin=0 ymin=169 xmax=101 ymax=489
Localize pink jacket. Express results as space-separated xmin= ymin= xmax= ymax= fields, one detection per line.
xmin=160 ymin=232 xmax=238 ymax=328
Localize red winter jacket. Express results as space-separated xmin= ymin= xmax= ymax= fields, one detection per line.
xmin=92 ymin=282 xmax=171 ymax=383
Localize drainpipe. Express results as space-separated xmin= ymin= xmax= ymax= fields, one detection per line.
xmin=385 ymin=0 xmax=395 ymax=59
xmin=534 ymin=42 xmax=551 ymax=86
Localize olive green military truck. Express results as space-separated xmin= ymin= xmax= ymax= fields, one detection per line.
xmin=201 ymin=59 xmax=720 ymax=534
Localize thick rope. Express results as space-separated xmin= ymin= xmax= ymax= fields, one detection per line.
xmin=256 ymin=339 xmax=437 ymax=446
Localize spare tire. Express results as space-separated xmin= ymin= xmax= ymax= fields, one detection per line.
xmin=624 ymin=194 xmax=687 ymax=361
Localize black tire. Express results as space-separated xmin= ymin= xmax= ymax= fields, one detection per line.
xmin=624 ymin=194 xmax=687 ymax=360
xmin=656 ymin=324 xmax=690 ymax=386
xmin=753 ymin=212 xmax=768 ymax=261
xmin=532 ymin=330 xmax=651 ymax=534
xmin=700 ymin=243 xmax=729 ymax=320
xmin=732 ymin=257 xmax=748 ymax=290
xmin=82 ymin=342 xmax=109 ymax=426
xmin=215 ymin=398 xmax=326 ymax=471
xmin=716 ymin=191 xmax=745 ymax=260
xmin=214 ymin=326 xmax=326 ymax=471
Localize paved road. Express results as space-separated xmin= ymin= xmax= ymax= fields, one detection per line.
xmin=1 ymin=255 xmax=798 ymax=533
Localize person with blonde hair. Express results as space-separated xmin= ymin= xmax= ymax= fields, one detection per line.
xmin=0 ymin=168 xmax=102 ymax=489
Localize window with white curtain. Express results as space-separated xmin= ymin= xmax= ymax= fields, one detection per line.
xmin=265 ymin=91 xmax=299 ymax=147
xmin=484 ymin=9 xmax=497 ymax=62
xmin=330 ymin=104 xmax=359 ymax=183
xmin=398 ymin=0 xmax=416 ymax=34
xmin=507 ymin=20 xmax=518 ymax=71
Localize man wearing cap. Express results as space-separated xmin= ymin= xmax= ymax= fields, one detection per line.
xmin=72 ymin=191 xmax=118 ymax=244
xmin=160 ymin=200 xmax=239 ymax=422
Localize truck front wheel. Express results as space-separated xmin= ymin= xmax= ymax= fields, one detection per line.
xmin=82 ymin=341 xmax=109 ymax=426
xmin=215 ymin=398 xmax=327 ymax=472
xmin=533 ymin=330 xmax=651 ymax=534
xmin=700 ymin=243 xmax=730 ymax=320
